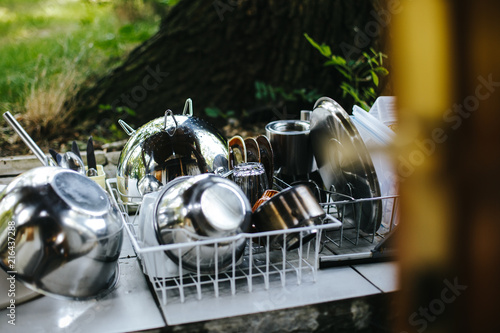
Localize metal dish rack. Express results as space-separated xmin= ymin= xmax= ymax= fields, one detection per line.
xmin=107 ymin=178 xmax=398 ymax=306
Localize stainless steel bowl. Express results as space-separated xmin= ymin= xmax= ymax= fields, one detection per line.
xmin=154 ymin=174 xmax=251 ymax=274
xmin=0 ymin=167 xmax=123 ymax=300
xmin=117 ymin=100 xmax=229 ymax=204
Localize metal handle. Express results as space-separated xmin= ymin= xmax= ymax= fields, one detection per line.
xmin=118 ymin=119 xmax=136 ymax=136
xmin=182 ymin=98 xmax=193 ymax=116
xmin=163 ymin=109 xmax=178 ymax=137
xmin=3 ymin=111 xmax=49 ymax=166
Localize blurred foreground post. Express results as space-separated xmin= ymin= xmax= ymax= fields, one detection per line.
xmin=393 ymin=0 xmax=500 ymax=332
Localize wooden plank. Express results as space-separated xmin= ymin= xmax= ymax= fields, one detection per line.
xmin=0 ymin=151 xmax=108 ymax=176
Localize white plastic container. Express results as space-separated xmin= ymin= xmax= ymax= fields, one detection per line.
xmin=351 ymin=106 xmax=398 ymax=233
xmin=368 ymin=96 xmax=397 ymax=131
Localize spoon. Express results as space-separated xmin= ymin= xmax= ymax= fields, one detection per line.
xmin=60 ymin=151 xmax=86 ymax=175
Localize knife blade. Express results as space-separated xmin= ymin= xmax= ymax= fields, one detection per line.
xmin=86 ymin=136 xmax=97 ymax=173
xmin=72 ymin=141 xmax=82 ymax=161
xmin=48 ymin=148 xmax=61 ymax=166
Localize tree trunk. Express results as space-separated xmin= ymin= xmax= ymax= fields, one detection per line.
xmin=71 ymin=0 xmax=383 ymax=127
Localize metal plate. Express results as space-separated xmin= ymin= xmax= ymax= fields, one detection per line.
xmin=310 ymin=97 xmax=382 ymax=233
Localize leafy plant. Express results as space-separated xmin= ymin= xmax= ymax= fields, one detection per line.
xmin=304 ymin=33 xmax=389 ymax=111
xmin=204 ymin=107 xmax=235 ymax=119
xmin=254 ymin=81 xmax=322 ymax=104
xmin=99 ymin=104 xmax=137 ymax=117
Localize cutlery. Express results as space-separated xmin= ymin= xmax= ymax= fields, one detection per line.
xmin=86 ymin=136 xmax=98 ymax=177
xmin=3 ymin=111 xmax=51 ymax=166
xmin=60 ymin=151 xmax=86 ymax=175
xmin=49 ymin=148 xmax=62 ymax=166
xmin=71 ymin=141 xmax=82 ymax=161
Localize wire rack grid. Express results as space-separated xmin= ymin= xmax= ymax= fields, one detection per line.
xmin=106 ymin=177 xmax=399 ymax=305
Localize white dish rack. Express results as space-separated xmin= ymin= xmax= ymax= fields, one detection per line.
xmin=107 ymin=178 xmax=398 ymax=306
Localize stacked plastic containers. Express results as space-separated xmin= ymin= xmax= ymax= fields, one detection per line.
xmin=351 ymin=96 xmax=398 ymax=233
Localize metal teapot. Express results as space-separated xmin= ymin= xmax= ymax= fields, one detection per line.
xmin=116 ymin=99 xmax=229 ymax=204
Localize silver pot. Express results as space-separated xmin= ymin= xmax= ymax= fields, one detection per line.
xmin=154 ymin=174 xmax=251 ymax=274
xmin=0 ymin=167 xmax=123 ymax=300
xmin=117 ymin=99 xmax=229 ymax=203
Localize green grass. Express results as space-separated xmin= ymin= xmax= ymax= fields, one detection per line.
xmin=0 ymin=0 xmax=163 ymax=112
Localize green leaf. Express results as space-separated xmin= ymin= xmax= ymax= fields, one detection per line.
xmin=371 ymin=71 xmax=379 ymax=86
xmin=374 ymin=67 xmax=389 ymax=75
xmin=360 ymin=101 xmax=370 ymax=111
xmin=116 ymin=106 xmax=136 ymax=116
xmin=304 ymin=33 xmax=332 ymax=58
xmin=337 ymin=68 xmax=352 ymax=81
xmin=332 ymin=55 xmax=346 ymax=65
xmin=255 ymin=81 xmax=265 ymax=100
xmin=204 ymin=107 xmax=221 ymax=118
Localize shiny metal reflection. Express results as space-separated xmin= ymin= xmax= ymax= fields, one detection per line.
xmin=0 ymin=167 xmax=123 ymax=300
xmin=117 ymin=100 xmax=229 ymax=203
xmin=310 ymin=97 xmax=382 ymax=233
xmin=265 ymin=120 xmax=315 ymax=176
xmin=252 ymin=185 xmax=323 ymax=250
xmin=232 ymin=162 xmax=269 ymax=207
xmin=154 ymin=174 xmax=251 ymax=274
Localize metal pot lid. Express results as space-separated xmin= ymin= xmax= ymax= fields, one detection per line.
xmin=310 ymin=97 xmax=382 ymax=233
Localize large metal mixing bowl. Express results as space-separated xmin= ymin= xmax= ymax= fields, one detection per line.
xmin=154 ymin=174 xmax=251 ymax=274
xmin=116 ymin=99 xmax=229 ymax=204
xmin=0 ymin=167 xmax=123 ymax=300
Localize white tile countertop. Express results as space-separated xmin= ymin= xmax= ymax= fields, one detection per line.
xmin=0 ymin=184 xmax=399 ymax=332
xmin=0 ymin=234 xmax=398 ymax=332
xmin=0 ymin=232 xmax=165 ymax=333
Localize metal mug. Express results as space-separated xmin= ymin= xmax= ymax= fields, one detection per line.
xmin=265 ymin=120 xmax=315 ymax=177
xmin=232 ymin=162 xmax=269 ymax=207
xmin=252 ymin=185 xmax=324 ymax=251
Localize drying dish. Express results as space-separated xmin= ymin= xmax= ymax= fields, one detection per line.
xmin=244 ymin=137 xmax=260 ymax=163
xmin=310 ymin=97 xmax=382 ymax=233
xmin=228 ymin=135 xmax=247 ymax=169
xmin=255 ymin=135 xmax=274 ymax=185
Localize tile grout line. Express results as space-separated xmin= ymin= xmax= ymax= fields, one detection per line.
xmin=350 ymin=265 xmax=384 ymax=293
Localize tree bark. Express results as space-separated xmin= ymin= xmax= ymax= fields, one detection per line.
xmin=71 ymin=0 xmax=383 ymax=127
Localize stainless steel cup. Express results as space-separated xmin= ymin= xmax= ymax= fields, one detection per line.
xmin=232 ymin=162 xmax=269 ymax=207
xmin=265 ymin=120 xmax=314 ymax=176
xmin=252 ymin=185 xmax=324 ymax=250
